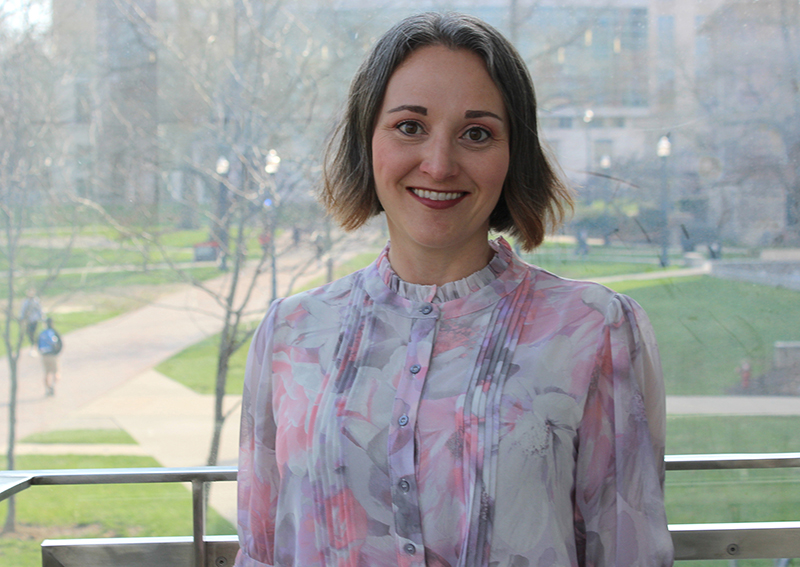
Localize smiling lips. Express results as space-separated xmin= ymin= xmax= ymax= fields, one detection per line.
xmin=409 ymin=188 xmax=467 ymax=209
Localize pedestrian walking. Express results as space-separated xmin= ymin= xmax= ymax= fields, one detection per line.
xmin=20 ymin=288 xmax=43 ymax=355
xmin=37 ymin=317 xmax=63 ymax=397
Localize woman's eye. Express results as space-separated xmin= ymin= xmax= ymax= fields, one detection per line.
xmin=397 ymin=121 xmax=423 ymax=135
xmin=463 ymin=127 xmax=490 ymax=142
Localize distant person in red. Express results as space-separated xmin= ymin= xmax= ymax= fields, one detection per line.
xmin=737 ymin=359 xmax=752 ymax=390
xmin=37 ymin=317 xmax=63 ymax=397
xmin=259 ymin=230 xmax=271 ymax=253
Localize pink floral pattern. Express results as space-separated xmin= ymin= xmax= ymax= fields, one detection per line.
xmin=236 ymin=238 xmax=673 ymax=567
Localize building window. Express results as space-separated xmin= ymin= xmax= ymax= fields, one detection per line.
xmin=658 ymin=15 xmax=675 ymax=59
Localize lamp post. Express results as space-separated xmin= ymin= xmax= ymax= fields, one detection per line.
xmin=264 ymin=149 xmax=281 ymax=303
xmin=657 ymin=135 xmax=671 ymax=267
xmin=215 ymin=156 xmax=231 ymax=271
xmin=583 ymin=108 xmax=594 ymax=185
xmin=599 ymin=155 xmax=612 ymax=246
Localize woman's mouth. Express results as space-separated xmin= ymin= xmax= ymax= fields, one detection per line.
xmin=410 ymin=188 xmax=466 ymax=201
xmin=408 ymin=187 xmax=468 ymax=209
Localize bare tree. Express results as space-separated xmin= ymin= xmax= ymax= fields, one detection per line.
xmin=692 ymin=0 xmax=800 ymax=244
xmin=60 ymin=0 xmax=369 ymax=472
xmin=0 ymin=2 xmax=78 ymax=531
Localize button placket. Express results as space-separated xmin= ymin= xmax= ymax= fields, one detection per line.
xmin=388 ymin=310 xmax=436 ymax=566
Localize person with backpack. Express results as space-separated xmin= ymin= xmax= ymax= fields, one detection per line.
xmin=20 ymin=288 xmax=44 ymax=356
xmin=37 ymin=317 xmax=63 ymax=396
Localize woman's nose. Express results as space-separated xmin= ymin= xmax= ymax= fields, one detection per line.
xmin=419 ymin=135 xmax=458 ymax=181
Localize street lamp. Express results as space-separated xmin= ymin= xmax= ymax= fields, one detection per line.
xmin=265 ymin=149 xmax=281 ymax=175
xmin=215 ymin=156 xmax=231 ymax=271
xmin=583 ymin=108 xmax=594 ymax=186
xmin=657 ymin=135 xmax=671 ymax=267
xmin=264 ymin=149 xmax=280 ymax=303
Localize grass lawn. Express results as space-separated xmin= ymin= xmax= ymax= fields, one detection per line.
xmin=38 ymin=266 xmax=220 ymax=297
xmin=20 ymin=429 xmax=137 ymax=445
xmin=0 ymin=454 xmax=235 ymax=567
xmin=155 ymin=326 xmax=254 ymax=396
xmin=611 ymin=276 xmax=800 ymax=395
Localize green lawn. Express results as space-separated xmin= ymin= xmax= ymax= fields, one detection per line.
xmin=0 ymin=455 xmax=235 ymax=567
xmin=20 ymin=429 xmax=137 ymax=445
xmin=36 ymin=266 xmax=220 ymax=297
xmin=155 ymin=326 xmax=254 ymax=396
xmin=612 ymin=276 xmax=800 ymax=395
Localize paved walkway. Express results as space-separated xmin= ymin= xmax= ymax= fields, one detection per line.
xmin=2 ymin=245 xmax=799 ymax=525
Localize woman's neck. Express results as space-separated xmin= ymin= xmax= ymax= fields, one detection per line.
xmin=386 ymin=238 xmax=495 ymax=286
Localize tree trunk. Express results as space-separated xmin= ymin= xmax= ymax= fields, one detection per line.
xmin=3 ymin=363 xmax=18 ymax=533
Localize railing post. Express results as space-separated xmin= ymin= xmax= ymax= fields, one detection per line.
xmin=192 ymin=479 xmax=206 ymax=567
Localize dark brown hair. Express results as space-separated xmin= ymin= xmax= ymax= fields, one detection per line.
xmin=322 ymin=11 xmax=572 ymax=251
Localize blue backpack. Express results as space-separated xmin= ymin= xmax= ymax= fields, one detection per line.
xmin=38 ymin=328 xmax=62 ymax=355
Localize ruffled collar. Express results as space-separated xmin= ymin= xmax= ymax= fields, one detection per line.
xmin=374 ymin=238 xmax=513 ymax=304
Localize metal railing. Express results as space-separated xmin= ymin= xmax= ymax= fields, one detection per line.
xmin=0 ymin=466 xmax=237 ymax=567
xmin=1 ymin=453 xmax=799 ymax=566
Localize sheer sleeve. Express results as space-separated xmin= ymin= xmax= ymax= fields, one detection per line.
xmin=235 ymin=300 xmax=283 ymax=567
xmin=575 ymin=294 xmax=674 ymax=566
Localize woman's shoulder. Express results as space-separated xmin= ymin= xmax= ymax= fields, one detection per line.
xmin=521 ymin=261 xmax=643 ymax=325
xmin=270 ymin=265 xmax=371 ymax=325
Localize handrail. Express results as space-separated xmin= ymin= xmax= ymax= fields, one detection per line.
xmin=2 ymin=453 xmax=799 ymax=565
xmin=0 ymin=466 xmax=237 ymax=567
xmin=666 ymin=452 xmax=800 ymax=470
xmin=0 ymin=466 xmax=237 ymax=501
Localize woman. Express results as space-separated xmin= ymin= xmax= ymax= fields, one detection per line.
xmin=236 ymin=12 xmax=673 ymax=567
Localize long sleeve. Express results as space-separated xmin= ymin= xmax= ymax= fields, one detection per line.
xmin=236 ymin=300 xmax=283 ymax=567
xmin=574 ymin=294 xmax=674 ymax=566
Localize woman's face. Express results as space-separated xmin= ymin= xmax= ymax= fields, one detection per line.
xmin=371 ymin=45 xmax=510 ymax=260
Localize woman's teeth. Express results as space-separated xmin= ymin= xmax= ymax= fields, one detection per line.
xmin=411 ymin=189 xmax=463 ymax=201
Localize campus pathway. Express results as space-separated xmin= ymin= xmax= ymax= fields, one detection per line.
xmin=2 ymin=247 xmax=800 ymax=525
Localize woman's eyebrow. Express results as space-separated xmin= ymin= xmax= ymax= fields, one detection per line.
xmin=465 ymin=110 xmax=503 ymax=121
xmin=387 ymin=104 xmax=427 ymax=115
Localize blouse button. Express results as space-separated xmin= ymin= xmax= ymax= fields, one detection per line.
xmin=404 ymin=543 xmax=416 ymax=555
xmin=399 ymin=478 xmax=411 ymax=493
xmin=398 ymin=414 xmax=409 ymax=427
xmin=410 ymin=364 xmax=421 ymax=374
xmin=419 ymin=304 xmax=433 ymax=315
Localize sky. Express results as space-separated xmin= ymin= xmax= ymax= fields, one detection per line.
xmin=1 ymin=0 xmax=51 ymax=33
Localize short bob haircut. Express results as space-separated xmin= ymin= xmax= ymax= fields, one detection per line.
xmin=322 ymin=11 xmax=572 ymax=251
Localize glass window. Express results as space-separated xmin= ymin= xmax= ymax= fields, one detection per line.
xmin=2 ymin=1 xmax=798 ymax=563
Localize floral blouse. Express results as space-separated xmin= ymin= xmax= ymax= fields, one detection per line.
xmin=236 ymin=238 xmax=673 ymax=567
